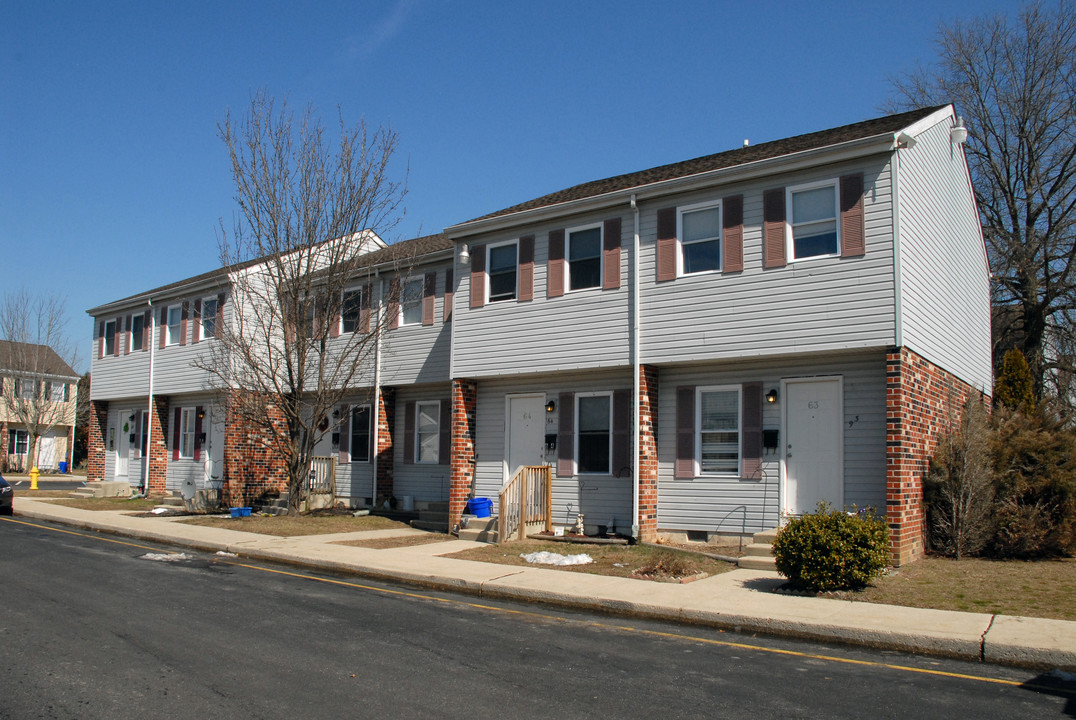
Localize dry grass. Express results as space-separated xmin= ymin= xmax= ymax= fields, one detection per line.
xmin=180 ymin=513 xmax=412 ymax=536
xmin=49 ymin=497 xmax=161 ymax=511
xmin=11 ymin=489 xmax=78 ymax=499
xmin=825 ymin=556 xmax=1076 ymax=621
xmin=447 ymin=539 xmax=736 ymax=581
xmin=336 ymin=534 xmax=454 ymax=550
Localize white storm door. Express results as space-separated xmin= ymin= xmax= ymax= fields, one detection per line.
xmin=505 ymin=395 xmax=546 ymax=485
xmin=115 ymin=415 xmax=130 ymax=479
xmin=204 ymin=408 xmax=225 ymax=488
xmin=782 ymin=377 xmax=843 ymax=516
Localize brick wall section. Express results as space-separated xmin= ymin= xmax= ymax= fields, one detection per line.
xmin=886 ymin=346 xmax=982 ymax=565
xmin=145 ymin=396 xmax=170 ymax=494
xmin=87 ymin=400 xmax=109 ymax=482
xmin=223 ymin=392 xmax=289 ymax=507
xmin=0 ymin=421 xmax=7 ymax=472
xmin=637 ymin=365 xmax=660 ymax=540
xmin=375 ymin=387 xmax=395 ymax=502
xmin=448 ymin=378 xmax=477 ymax=527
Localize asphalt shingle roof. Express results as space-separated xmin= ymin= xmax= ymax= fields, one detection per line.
xmin=0 ymin=340 xmax=78 ymax=379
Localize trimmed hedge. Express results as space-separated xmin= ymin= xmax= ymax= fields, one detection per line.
xmin=772 ymin=502 xmax=889 ymax=592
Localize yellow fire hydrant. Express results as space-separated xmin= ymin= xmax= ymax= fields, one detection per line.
xmin=30 ymin=466 xmax=39 ymax=491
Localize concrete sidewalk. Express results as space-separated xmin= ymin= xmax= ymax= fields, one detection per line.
xmin=9 ymin=498 xmax=1076 ymax=672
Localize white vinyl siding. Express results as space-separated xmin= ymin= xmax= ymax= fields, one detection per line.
xmin=391 ymin=385 xmax=451 ymax=503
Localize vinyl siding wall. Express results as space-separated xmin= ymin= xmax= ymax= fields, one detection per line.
xmin=896 ymin=119 xmax=992 ymax=392
xmin=471 ymin=369 xmax=634 ymax=535
xmin=451 ymin=211 xmax=630 ymax=378
xmin=656 ymin=351 xmax=887 ymax=535
xmin=378 ymin=262 xmax=453 ymax=386
xmin=391 ymin=384 xmax=453 ymax=503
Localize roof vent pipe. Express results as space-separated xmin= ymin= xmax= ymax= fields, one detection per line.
xmin=742 ymin=139 xmax=749 ymax=147
xmin=950 ymin=116 xmax=968 ymax=145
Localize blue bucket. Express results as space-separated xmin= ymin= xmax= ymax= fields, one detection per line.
xmin=465 ymin=497 xmax=492 ymax=518
xmin=59 ymin=462 xmax=68 ymax=474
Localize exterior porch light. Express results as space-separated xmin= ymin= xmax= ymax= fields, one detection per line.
xmin=766 ymin=389 xmax=778 ymax=404
xmin=546 ymin=400 xmax=556 ymax=413
xmin=459 ymin=244 xmax=471 ymax=265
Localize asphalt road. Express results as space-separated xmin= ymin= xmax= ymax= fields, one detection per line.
xmin=1 ymin=517 xmax=1073 ymax=720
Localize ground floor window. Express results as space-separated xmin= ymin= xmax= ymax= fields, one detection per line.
xmin=179 ymin=408 xmax=196 ymax=458
xmin=351 ymin=405 xmax=371 ymax=463
xmin=8 ymin=430 xmax=28 ymax=455
xmin=415 ymin=401 xmax=440 ymax=463
xmin=576 ymin=392 xmax=611 ymax=474
xmin=697 ymin=386 xmax=740 ymax=474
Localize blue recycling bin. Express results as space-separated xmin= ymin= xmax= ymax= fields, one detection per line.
xmin=59 ymin=462 xmax=68 ymax=474
xmin=465 ymin=497 xmax=492 ymax=518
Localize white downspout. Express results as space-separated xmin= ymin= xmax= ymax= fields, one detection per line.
xmin=631 ymin=193 xmax=641 ymax=539
xmin=370 ymin=269 xmax=383 ymax=508
xmin=145 ymin=298 xmax=156 ymax=495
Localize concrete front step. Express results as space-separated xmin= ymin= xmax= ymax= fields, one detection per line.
xmin=738 ymin=555 xmax=777 ymax=571
xmin=458 ymin=515 xmax=498 ymax=543
xmin=743 ymin=542 xmax=775 ymax=557
xmin=737 ymin=527 xmax=780 ymax=571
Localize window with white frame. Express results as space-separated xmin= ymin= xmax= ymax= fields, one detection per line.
xmin=487 ymin=241 xmax=518 ymax=302
xmin=697 ymin=386 xmax=740 ymax=474
xmin=16 ymin=378 xmax=35 ymax=400
xmin=788 ymin=180 xmax=839 ymax=260
xmin=401 ymin=278 xmax=423 ymax=326
xmin=415 ymin=401 xmax=439 ymax=463
xmin=131 ymin=314 xmax=144 ymax=350
xmin=201 ymin=297 xmax=218 ymax=339
xmin=351 ymin=405 xmax=372 ymax=463
xmin=567 ymin=225 xmax=602 ymax=291
xmin=679 ymin=201 xmax=721 ymax=274
xmin=166 ymin=305 xmax=183 ymax=345
xmin=342 ymin=287 xmax=364 ymax=333
xmin=576 ymin=392 xmax=612 ymax=474
xmin=104 ymin=320 xmax=116 ymax=354
xmin=49 ymin=382 xmax=65 ymax=402
xmin=8 ymin=429 xmax=28 ymax=456
xmin=179 ymin=408 xmax=196 ymax=458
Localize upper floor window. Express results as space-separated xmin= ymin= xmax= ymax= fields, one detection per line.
xmin=131 ymin=314 xmax=144 ymax=350
xmin=342 ymin=287 xmax=364 ymax=333
xmin=679 ymin=201 xmax=721 ymax=274
xmin=787 ymin=180 xmax=838 ymax=260
xmin=415 ymin=400 xmax=440 ymax=463
xmin=104 ymin=320 xmax=116 ymax=355
xmin=567 ymin=225 xmax=602 ymax=291
xmin=179 ymin=408 xmax=196 ymax=458
xmin=350 ymin=405 xmax=372 ymax=463
xmin=166 ymin=305 xmax=183 ymax=345
xmin=401 ymin=278 xmax=423 ymax=326
xmin=697 ymin=386 xmax=740 ymax=475
xmin=48 ymin=382 xmax=65 ymax=402
xmin=15 ymin=378 xmax=36 ymax=400
xmin=487 ymin=242 xmax=518 ymax=302
xmin=576 ymin=392 xmax=611 ymax=474
xmin=201 ymin=297 xmax=218 ymax=339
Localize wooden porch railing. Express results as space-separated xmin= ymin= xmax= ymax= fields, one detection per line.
xmin=498 ymin=465 xmax=552 ymax=543
xmin=307 ymin=456 xmax=336 ymax=499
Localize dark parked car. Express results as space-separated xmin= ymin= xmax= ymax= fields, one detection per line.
xmin=0 ymin=475 xmax=12 ymax=515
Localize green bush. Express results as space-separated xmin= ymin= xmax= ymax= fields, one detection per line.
xmin=772 ymin=503 xmax=889 ymax=592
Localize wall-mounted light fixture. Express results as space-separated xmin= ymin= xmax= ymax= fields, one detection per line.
xmin=950 ymin=116 xmax=968 ymax=145
xmin=546 ymin=400 xmax=556 ymax=413
xmin=766 ymin=389 xmax=779 ymax=404
xmin=332 ymin=408 xmax=340 ymax=419
xmin=128 ymin=412 xmax=137 ymax=422
xmin=197 ymin=408 xmax=206 ymax=420
xmin=459 ymin=243 xmax=471 ymax=265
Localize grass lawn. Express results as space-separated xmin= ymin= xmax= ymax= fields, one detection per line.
xmin=50 ymin=497 xmax=161 ymax=511
xmin=447 ymin=539 xmax=736 ymax=582
xmin=827 ymin=556 xmax=1076 ymax=622
xmin=180 ymin=513 xmax=412 ymax=536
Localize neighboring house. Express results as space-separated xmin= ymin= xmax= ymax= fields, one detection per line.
xmin=0 ymin=340 xmax=79 ymax=472
xmin=87 ymin=105 xmax=990 ymax=564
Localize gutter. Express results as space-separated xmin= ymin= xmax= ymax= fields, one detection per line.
xmin=370 ymin=268 xmax=383 ymax=507
xmin=630 ymin=193 xmax=641 ymax=539
xmin=145 ymin=298 xmax=156 ymax=495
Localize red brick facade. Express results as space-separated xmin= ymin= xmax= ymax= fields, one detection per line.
xmin=448 ymin=378 xmax=477 ymax=527
xmin=375 ymin=387 xmax=395 ymax=502
xmin=87 ymin=400 xmax=109 ymax=482
xmin=886 ymin=347 xmax=982 ymax=565
xmin=0 ymin=421 xmax=7 ymax=472
xmin=222 ymin=392 xmax=289 ymax=507
xmin=637 ymin=365 xmax=660 ymax=540
xmin=145 ymin=397 xmax=170 ymax=494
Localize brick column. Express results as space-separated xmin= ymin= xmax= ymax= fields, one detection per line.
xmin=223 ymin=391 xmax=289 ymax=507
xmin=375 ymin=387 xmax=395 ymax=503
xmin=87 ymin=400 xmax=109 ymax=482
xmin=637 ymin=365 xmax=660 ymax=541
xmin=886 ymin=347 xmax=982 ymax=565
xmin=145 ymin=396 xmax=170 ymax=494
xmin=448 ymin=378 xmax=477 ymax=528
xmin=0 ymin=421 xmax=8 ymax=473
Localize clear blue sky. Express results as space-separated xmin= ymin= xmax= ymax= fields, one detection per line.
xmin=1 ymin=0 xmax=1021 ymax=371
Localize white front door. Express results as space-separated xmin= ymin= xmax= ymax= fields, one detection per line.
xmin=38 ymin=436 xmax=56 ymax=470
xmin=204 ymin=407 xmax=225 ymax=488
xmin=115 ymin=413 xmax=130 ymax=479
xmin=782 ymin=377 xmax=843 ymax=516
xmin=505 ymin=394 xmax=547 ymax=485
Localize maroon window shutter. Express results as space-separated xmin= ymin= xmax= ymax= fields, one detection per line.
xmin=469 ymin=243 xmax=486 ymax=309
xmin=438 ymin=400 xmax=451 ymax=465
xmin=518 ymin=235 xmax=534 ymax=302
xmin=172 ymin=408 xmax=182 ymax=461
xmin=741 ymin=383 xmax=763 ymax=480
xmin=557 ymin=391 xmax=574 ymax=477
xmin=98 ymin=321 xmax=105 ymax=359
xmin=142 ymin=310 xmax=151 ymax=351
xmin=443 ymin=269 xmax=454 ymax=322
xmin=113 ymin=317 xmax=121 ymax=357
xmin=763 ymin=188 xmax=787 ymax=269
xmin=675 ymin=386 xmax=695 ymax=479
xmin=722 ymin=195 xmax=744 ymax=273
xmin=330 ymin=293 xmax=341 ymax=338
xmin=656 ymin=207 xmax=677 ymax=282
xmin=64 ymin=383 xmax=70 ymax=401
xmin=124 ymin=314 xmax=133 ymax=354
xmin=612 ymin=389 xmax=631 ymax=477
xmin=423 ymin=271 xmax=436 ymax=326
xmin=388 ymin=278 xmax=400 ymax=329
xmin=193 ymin=406 xmax=203 ymax=461
xmin=159 ymin=308 xmax=167 ymax=349
xmin=403 ymin=400 xmax=415 ymax=463
xmin=361 ymin=283 xmax=372 ymax=332
xmin=179 ymin=302 xmax=189 ymax=346
xmin=192 ymin=299 xmax=202 ymax=343
xmin=547 ymin=230 xmax=565 ymax=298
xmin=603 ymin=218 xmax=621 ymax=289
xmin=840 ymin=173 xmax=866 ymax=257
xmin=338 ymin=405 xmax=350 ymax=463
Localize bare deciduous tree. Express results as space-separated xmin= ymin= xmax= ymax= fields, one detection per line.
xmin=0 ymin=290 xmax=79 ymax=472
xmin=197 ymin=91 xmax=407 ymax=514
xmin=889 ymin=1 xmax=1076 ymax=402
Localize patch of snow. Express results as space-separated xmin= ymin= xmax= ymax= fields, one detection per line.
xmin=215 ymin=551 xmax=238 ymax=557
xmin=150 ymin=507 xmax=171 ymax=514
xmin=139 ymin=552 xmax=193 ymax=562
xmin=521 ymin=551 xmax=593 ymax=566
